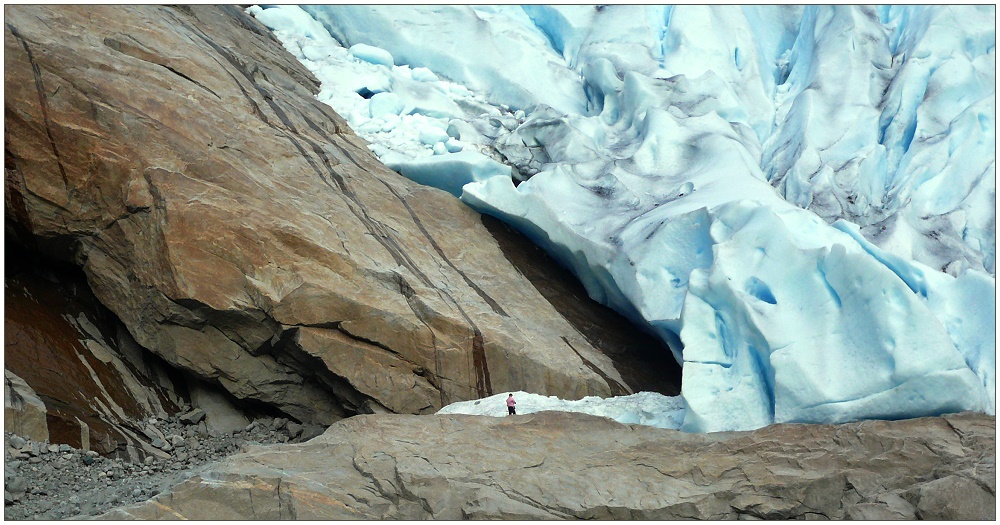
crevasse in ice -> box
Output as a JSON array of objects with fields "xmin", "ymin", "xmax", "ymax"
[{"xmin": 248, "ymin": 5, "xmax": 995, "ymax": 432}]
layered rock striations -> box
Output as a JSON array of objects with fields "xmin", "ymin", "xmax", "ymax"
[
  {"xmin": 101, "ymin": 411, "xmax": 995, "ymax": 520},
  {"xmin": 4, "ymin": 4, "xmax": 660, "ymax": 437}
]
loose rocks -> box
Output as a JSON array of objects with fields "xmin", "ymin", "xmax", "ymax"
[{"xmin": 3, "ymin": 412, "xmax": 315, "ymax": 520}]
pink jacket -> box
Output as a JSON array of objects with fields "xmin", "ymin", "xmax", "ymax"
[{"xmin": 506, "ymin": 397, "xmax": 516, "ymax": 407}]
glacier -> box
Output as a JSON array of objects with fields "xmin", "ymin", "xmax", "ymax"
[{"xmin": 249, "ymin": 5, "xmax": 995, "ymax": 432}]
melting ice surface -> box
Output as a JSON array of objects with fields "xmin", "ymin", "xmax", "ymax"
[{"xmin": 249, "ymin": 5, "xmax": 996, "ymax": 432}]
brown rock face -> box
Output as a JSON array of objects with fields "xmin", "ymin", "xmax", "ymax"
[
  {"xmin": 100, "ymin": 411, "xmax": 996, "ymax": 520},
  {"xmin": 4, "ymin": 5, "xmax": 648, "ymax": 425}
]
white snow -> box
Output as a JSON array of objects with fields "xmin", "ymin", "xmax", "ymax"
[
  {"xmin": 249, "ymin": 5, "xmax": 996, "ymax": 433},
  {"xmin": 437, "ymin": 391, "xmax": 686, "ymax": 430}
]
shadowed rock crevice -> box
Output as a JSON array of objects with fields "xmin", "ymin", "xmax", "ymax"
[
  {"xmin": 481, "ymin": 215, "xmax": 682, "ymax": 395},
  {"xmin": 5, "ymin": 237, "xmax": 183, "ymax": 457}
]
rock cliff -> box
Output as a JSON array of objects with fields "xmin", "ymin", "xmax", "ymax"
[
  {"xmin": 4, "ymin": 4, "xmax": 674, "ymax": 444},
  {"xmin": 101, "ymin": 411, "xmax": 995, "ymax": 520}
]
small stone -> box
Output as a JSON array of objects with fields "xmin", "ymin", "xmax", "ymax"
[
  {"xmin": 273, "ymin": 417, "xmax": 288, "ymax": 430},
  {"xmin": 151, "ymin": 437, "xmax": 166, "ymax": 449},
  {"xmin": 144, "ymin": 425, "xmax": 166, "ymax": 443},
  {"xmin": 47, "ymin": 444, "xmax": 60, "ymax": 454},
  {"xmin": 7, "ymin": 476, "xmax": 27, "ymax": 494},
  {"xmin": 287, "ymin": 422, "xmax": 303, "ymax": 438},
  {"xmin": 169, "ymin": 434, "xmax": 185, "ymax": 447},
  {"xmin": 178, "ymin": 409, "xmax": 206, "ymax": 425},
  {"xmin": 81, "ymin": 455, "xmax": 95, "ymax": 466},
  {"xmin": 8, "ymin": 436, "xmax": 26, "ymax": 449},
  {"xmin": 86, "ymin": 451, "xmax": 99, "ymax": 457},
  {"xmin": 28, "ymin": 457, "xmax": 41, "ymax": 464},
  {"xmin": 144, "ymin": 456, "xmax": 155, "ymax": 466},
  {"xmin": 58, "ymin": 444, "xmax": 72, "ymax": 452}
]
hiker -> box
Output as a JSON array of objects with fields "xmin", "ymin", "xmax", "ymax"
[{"xmin": 506, "ymin": 393, "xmax": 516, "ymax": 415}]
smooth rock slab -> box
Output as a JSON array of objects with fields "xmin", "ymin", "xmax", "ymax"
[{"xmin": 100, "ymin": 411, "xmax": 994, "ymax": 520}]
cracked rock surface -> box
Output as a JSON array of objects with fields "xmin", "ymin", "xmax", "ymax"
[{"xmin": 100, "ymin": 411, "xmax": 994, "ymax": 520}]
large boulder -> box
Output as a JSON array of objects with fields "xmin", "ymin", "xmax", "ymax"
[
  {"xmin": 4, "ymin": 370, "xmax": 48, "ymax": 443},
  {"xmin": 100, "ymin": 411, "xmax": 995, "ymax": 520},
  {"xmin": 4, "ymin": 5, "xmax": 641, "ymax": 425}
]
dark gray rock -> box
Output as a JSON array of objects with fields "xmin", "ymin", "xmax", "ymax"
[
  {"xmin": 7, "ymin": 476, "xmax": 28, "ymax": 494},
  {"xmin": 8, "ymin": 436, "xmax": 27, "ymax": 449},
  {"xmin": 299, "ymin": 424, "xmax": 326, "ymax": 442}
]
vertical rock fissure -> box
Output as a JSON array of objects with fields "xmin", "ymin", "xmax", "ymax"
[{"xmin": 471, "ymin": 329, "xmax": 493, "ymax": 398}]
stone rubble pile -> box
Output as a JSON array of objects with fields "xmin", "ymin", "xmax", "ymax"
[{"xmin": 3, "ymin": 411, "xmax": 325, "ymax": 520}]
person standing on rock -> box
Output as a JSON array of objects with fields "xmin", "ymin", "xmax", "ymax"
[{"xmin": 506, "ymin": 394, "xmax": 516, "ymax": 415}]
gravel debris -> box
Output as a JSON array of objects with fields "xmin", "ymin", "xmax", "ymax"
[{"xmin": 4, "ymin": 413, "xmax": 321, "ymax": 520}]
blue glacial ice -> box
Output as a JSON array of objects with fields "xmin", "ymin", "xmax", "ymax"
[{"xmin": 249, "ymin": 5, "xmax": 995, "ymax": 432}]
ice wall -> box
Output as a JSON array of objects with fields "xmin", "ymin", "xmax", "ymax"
[{"xmin": 250, "ymin": 5, "xmax": 995, "ymax": 432}]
